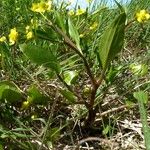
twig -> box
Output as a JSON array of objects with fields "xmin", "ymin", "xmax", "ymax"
[
  {"xmin": 97, "ymin": 103, "xmax": 138, "ymax": 120},
  {"xmin": 75, "ymin": 137, "xmax": 110, "ymax": 150},
  {"xmin": 56, "ymin": 73, "xmax": 89, "ymax": 108}
]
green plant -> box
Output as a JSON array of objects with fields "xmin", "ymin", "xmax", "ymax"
[
  {"xmin": 0, "ymin": 0, "xmax": 150, "ymax": 149},
  {"xmin": 134, "ymin": 91, "xmax": 150, "ymax": 150},
  {"xmin": 19, "ymin": 1, "xmax": 127, "ymax": 128}
]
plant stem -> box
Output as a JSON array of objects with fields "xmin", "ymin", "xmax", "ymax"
[
  {"xmin": 56, "ymin": 73, "xmax": 89, "ymax": 108},
  {"xmin": 47, "ymin": 22, "xmax": 97, "ymax": 89}
]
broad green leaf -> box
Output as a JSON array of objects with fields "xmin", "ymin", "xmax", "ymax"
[
  {"xmin": 64, "ymin": 70, "xmax": 78, "ymax": 85},
  {"xmin": 0, "ymin": 81, "xmax": 23, "ymax": 103},
  {"xmin": 60, "ymin": 89, "xmax": 77, "ymax": 104},
  {"xmin": 99, "ymin": 12, "xmax": 126, "ymax": 69},
  {"xmin": 68, "ymin": 17, "xmax": 82, "ymax": 53},
  {"xmin": 133, "ymin": 91, "xmax": 148, "ymax": 104},
  {"xmin": 20, "ymin": 44, "xmax": 61, "ymax": 73},
  {"xmin": 27, "ymin": 85, "xmax": 49, "ymax": 105},
  {"xmin": 33, "ymin": 28, "xmax": 59, "ymax": 42}
]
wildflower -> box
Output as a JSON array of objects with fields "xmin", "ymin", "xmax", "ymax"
[
  {"xmin": 0, "ymin": 36, "xmax": 6, "ymax": 42},
  {"xmin": 68, "ymin": 10, "xmax": 75, "ymax": 16},
  {"xmin": 136, "ymin": 10, "xmax": 150, "ymax": 23},
  {"xmin": 21, "ymin": 101, "xmax": 30, "ymax": 109},
  {"xmin": 9, "ymin": 28, "xmax": 18, "ymax": 45},
  {"xmin": 79, "ymin": 33, "xmax": 85, "ymax": 38},
  {"xmin": 30, "ymin": 19, "xmax": 38, "ymax": 28},
  {"xmin": 30, "ymin": 19, "xmax": 34, "ymax": 24},
  {"xmin": 25, "ymin": 25, "xmax": 33, "ymax": 40},
  {"xmin": 26, "ymin": 31, "xmax": 33, "ymax": 40},
  {"xmin": 76, "ymin": 9, "xmax": 86, "ymax": 16},
  {"xmin": 31, "ymin": 1, "xmax": 52, "ymax": 13},
  {"xmin": 89, "ymin": 22, "xmax": 98, "ymax": 30},
  {"xmin": 26, "ymin": 25, "xmax": 30, "ymax": 31},
  {"xmin": 31, "ymin": 114, "xmax": 37, "ymax": 119}
]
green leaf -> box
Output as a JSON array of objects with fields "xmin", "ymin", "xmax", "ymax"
[
  {"xmin": 106, "ymin": 66, "xmax": 122, "ymax": 83},
  {"xmin": 47, "ymin": 127, "xmax": 60, "ymax": 142},
  {"xmin": 114, "ymin": 0, "xmax": 125, "ymax": 12},
  {"xmin": 27, "ymin": 85, "xmax": 50, "ymax": 105},
  {"xmin": 102, "ymin": 125, "xmax": 111, "ymax": 135},
  {"xmin": 99, "ymin": 12, "xmax": 126, "ymax": 69},
  {"xmin": 0, "ymin": 144, "xmax": 4, "ymax": 150},
  {"xmin": 130, "ymin": 63, "xmax": 148, "ymax": 76},
  {"xmin": 54, "ymin": 11, "xmax": 66, "ymax": 32},
  {"xmin": 68, "ymin": 17, "xmax": 82, "ymax": 53},
  {"xmin": 20, "ymin": 44, "xmax": 61, "ymax": 73},
  {"xmin": 134, "ymin": 91, "xmax": 150, "ymax": 150},
  {"xmin": 125, "ymin": 100, "xmax": 135, "ymax": 108},
  {"xmin": 0, "ymin": 43, "xmax": 11, "ymax": 57},
  {"xmin": 133, "ymin": 91, "xmax": 148, "ymax": 104},
  {"xmin": 64, "ymin": 70, "xmax": 78, "ymax": 85},
  {"xmin": 60, "ymin": 89, "xmax": 77, "ymax": 104},
  {"xmin": 33, "ymin": 28, "xmax": 59, "ymax": 42},
  {"xmin": 0, "ymin": 81, "xmax": 23, "ymax": 103}
]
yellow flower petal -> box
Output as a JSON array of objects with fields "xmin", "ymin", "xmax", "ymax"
[
  {"xmin": 26, "ymin": 25, "xmax": 30, "ymax": 31},
  {"xmin": 31, "ymin": 1, "xmax": 52, "ymax": 13},
  {"xmin": 0, "ymin": 36, "xmax": 6, "ymax": 42},
  {"xmin": 9, "ymin": 28, "xmax": 18, "ymax": 45},
  {"xmin": 136, "ymin": 9, "xmax": 150, "ymax": 23},
  {"xmin": 76, "ymin": 9, "xmax": 86, "ymax": 16},
  {"xmin": 89, "ymin": 22, "xmax": 98, "ymax": 30},
  {"xmin": 26, "ymin": 31, "xmax": 33, "ymax": 40},
  {"xmin": 79, "ymin": 33, "xmax": 84, "ymax": 38},
  {"xmin": 145, "ymin": 13, "xmax": 150, "ymax": 20},
  {"xmin": 68, "ymin": 10, "xmax": 75, "ymax": 16}
]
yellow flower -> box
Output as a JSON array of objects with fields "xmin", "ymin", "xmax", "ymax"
[
  {"xmin": 79, "ymin": 33, "xmax": 85, "ymax": 38},
  {"xmin": 76, "ymin": 9, "xmax": 86, "ymax": 16},
  {"xmin": 68, "ymin": 10, "xmax": 75, "ymax": 16},
  {"xmin": 26, "ymin": 25, "xmax": 30, "ymax": 31},
  {"xmin": 30, "ymin": 19, "xmax": 38, "ymax": 28},
  {"xmin": 0, "ymin": 36, "xmax": 6, "ymax": 42},
  {"xmin": 9, "ymin": 28, "xmax": 18, "ymax": 45},
  {"xmin": 31, "ymin": 114, "xmax": 37, "ymax": 119},
  {"xmin": 136, "ymin": 10, "xmax": 150, "ymax": 23},
  {"xmin": 89, "ymin": 22, "xmax": 98, "ymax": 30},
  {"xmin": 26, "ymin": 31, "xmax": 33, "ymax": 40},
  {"xmin": 21, "ymin": 101, "xmax": 30, "ymax": 109},
  {"xmin": 31, "ymin": 1, "xmax": 52, "ymax": 13}
]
